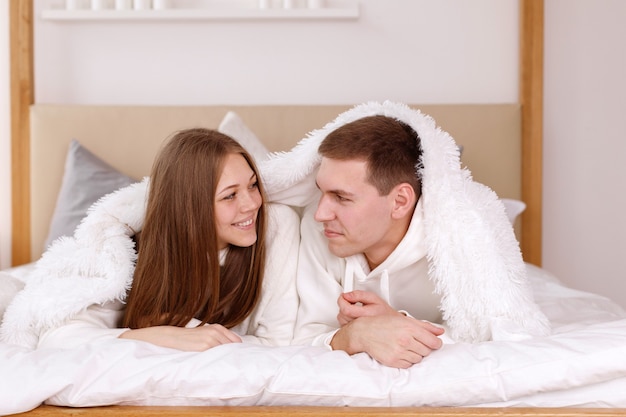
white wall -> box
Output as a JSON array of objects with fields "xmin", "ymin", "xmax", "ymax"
[
  {"xmin": 34, "ymin": 0, "xmax": 519, "ymax": 104},
  {"xmin": 0, "ymin": 2, "xmax": 11, "ymax": 270},
  {"xmin": 544, "ymin": 0, "xmax": 626, "ymax": 307}
]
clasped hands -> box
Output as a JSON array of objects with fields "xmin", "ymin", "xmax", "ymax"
[{"xmin": 331, "ymin": 290, "xmax": 444, "ymax": 369}]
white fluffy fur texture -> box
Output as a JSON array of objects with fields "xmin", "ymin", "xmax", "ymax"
[
  {"xmin": 260, "ymin": 101, "xmax": 550, "ymax": 342},
  {"xmin": 0, "ymin": 180, "xmax": 148, "ymax": 348},
  {"xmin": 0, "ymin": 273, "xmax": 25, "ymax": 319}
]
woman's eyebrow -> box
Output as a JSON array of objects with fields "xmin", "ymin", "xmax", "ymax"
[{"xmin": 218, "ymin": 173, "xmax": 256, "ymax": 195}]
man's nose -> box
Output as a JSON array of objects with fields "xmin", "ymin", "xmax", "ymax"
[{"xmin": 314, "ymin": 196, "xmax": 332, "ymax": 222}]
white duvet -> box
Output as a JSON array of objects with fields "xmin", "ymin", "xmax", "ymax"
[{"xmin": 1, "ymin": 263, "xmax": 626, "ymax": 415}]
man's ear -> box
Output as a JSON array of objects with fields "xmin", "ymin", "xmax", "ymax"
[{"xmin": 390, "ymin": 183, "xmax": 417, "ymax": 219}]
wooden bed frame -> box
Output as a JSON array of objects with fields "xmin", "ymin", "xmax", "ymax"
[
  {"xmin": 17, "ymin": 406, "xmax": 626, "ymax": 417},
  {"xmin": 12, "ymin": 0, "xmax": 626, "ymax": 416}
]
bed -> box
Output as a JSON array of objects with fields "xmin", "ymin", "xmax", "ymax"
[
  {"xmin": 5, "ymin": 1, "xmax": 626, "ymax": 416},
  {"xmin": 2, "ymin": 103, "xmax": 626, "ymax": 417}
]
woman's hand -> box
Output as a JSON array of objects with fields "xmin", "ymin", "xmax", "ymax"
[{"xmin": 119, "ymin": 324, "xmax": 242, "ymax": 351}]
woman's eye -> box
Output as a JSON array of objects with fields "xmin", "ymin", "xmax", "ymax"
[
  {"xmin": 249, "ymin": 181, "xmax": 259, "ymax": 190},
  {"xmin": 223, "ymin": 193, "xmax": 236, "ymax": 201}
]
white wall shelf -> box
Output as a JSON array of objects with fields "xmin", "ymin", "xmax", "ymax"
[{"xmin": 41, "ymin": 6, "xmax": 360, "ymax": 21}]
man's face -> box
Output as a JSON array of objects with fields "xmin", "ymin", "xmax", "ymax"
[{"xmin": 314, "ymin": 157, "xmax": 397, "ymax": 267}]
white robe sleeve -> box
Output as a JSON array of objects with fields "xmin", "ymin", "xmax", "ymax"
[
  {"xmin": 292, "ymin": 204, "xmax": 346, "ymax": 348},
  {"xmin": 236, "ymin": 203, "xmax": 300, "ymax": 346},
  {"xmin": 37, "ymin": 301, "xmax": 129, "ymax": 350}
]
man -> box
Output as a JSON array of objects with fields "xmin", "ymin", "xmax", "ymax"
[
  {"xmin": 293, "ymin": 115, "xmax": 445, "ymax": 369},
  {"xmin": 261, "ymin": 101, "xmax": 549, "ymax": 369}
]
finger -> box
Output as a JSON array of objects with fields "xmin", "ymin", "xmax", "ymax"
[
  {"xmin": 202, "ymin": 327, "xmax": 231, "ymax": 346},
  {"xmin": 221, "ymin": 327, "xmax": 243, "ymax": 344},
  {"xmin": 410, "ymin": 329, "xmax": 443, "ymax": 351},
  {"xmin": 408, "ymin": 341, "xmax": 435, "ymax": 358},
  {"xmin": 337, "ymin": 313, "xmax": 350, "ymax": 326},
  {"xmin": 225, "ymin": 330, "xmax": 242, "ymax": 343},
  {"xmin": 418, "ymin": 320, "xmax": 445, "ymax": 336},
  {"xmin": 387, "ymin": 358, "xmax": 416, "ymax": 369},
  {"xmin": 339, "ymin": 299, "xmax": 369, "ymax": 319},
  {"xmin": 401, "ymin": 350, "xmax": 424, "ymax": 366},
  {"xmin": 338, "ymin": 294, "xmax": 369, "ymax": 317},
  {"xmin": 342, "ymin": 290, "xmax": 384, "ymax": 305},
  {"xmin": 336, "ymin": 307, "xmax": 350, "ymax": 325},
  {"xmin": 337, "ymin": 297, "xmax": 354, "ymax": 324},
  {"xmin": 337, "ymin": 294, "xmax": 352, "ymax": 309},
  {"xmin": 378, "ymin": 351, "xmax": 423, "ymax": 369},
  {"xmin": 407, "ymin": 318, "xmax": 445, "ymax": 337},
  {"xmin": 207, "ymin": 324, "xmax": 242, "ymax": 344}
]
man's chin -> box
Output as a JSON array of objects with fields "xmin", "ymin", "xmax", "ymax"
[{"xmin": 327, "ymin": 243, "xmax": 353, "ymax": 259}]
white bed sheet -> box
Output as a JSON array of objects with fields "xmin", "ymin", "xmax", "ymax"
[{"xmin": 1, "ymin": 264, "xmax": 626, "ymax": 415}]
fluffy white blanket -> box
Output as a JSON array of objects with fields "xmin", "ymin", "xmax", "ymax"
[
  {"xmin": 260, "ymin": 101, "xmax": 549, "ymax": 342},
  {"xmin": 2, "ymin": 101, "xmax": 548, "ymax": 348},
  {"xmin": 1, "ymin": 180, "xmax": 146, "ymax": 348}
]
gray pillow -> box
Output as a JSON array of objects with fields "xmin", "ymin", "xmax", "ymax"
[{"xmin": 44, "ymin": 140, "xmax": 136, "ymax": 250}]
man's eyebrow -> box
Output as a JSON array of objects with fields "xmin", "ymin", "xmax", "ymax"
[
  {"xmin": 315, "ymin": 181, "xmax": 355, "ymax": 197},
  {"xmin": 333, "ymin": 189, "xmax": 354, "ymax": 195}
]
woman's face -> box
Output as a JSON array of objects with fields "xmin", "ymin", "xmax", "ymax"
[{"xmin": 214, "ymin": 153, "xmax": 262, "ymax": 250}]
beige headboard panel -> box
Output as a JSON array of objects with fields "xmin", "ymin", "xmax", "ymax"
[{"xmin": 29, "ymin": 103, "xmax": 520, "ymax": 261}]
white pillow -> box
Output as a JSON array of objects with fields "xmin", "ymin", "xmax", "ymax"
[
  {"xmin": 44, "ymin": 140, "xmax": 136, "ymax": 250},
  {"xmin": 501, "ymin": 198, "xmax": 526, "ymax": 225},
  {"xmin": 218, "ymin": 111, "xmax": 270, "ymax": 163}
]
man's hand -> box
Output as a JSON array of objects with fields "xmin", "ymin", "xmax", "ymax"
[
  {"xmin": 337, "ymin": 290, "xmax": 399, "ymax": 325},
  {"xmin": 330, "ymin": 314, "xmax": 444, "ymax": 369},
  {"xmin": 119, "ymin": 324, "xmax": 242, "ymax": 351}
]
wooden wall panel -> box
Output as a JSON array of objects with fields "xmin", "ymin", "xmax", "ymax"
[
  {"xmin": 9, "ymin": 0, "xmax": 34, "ymax": 266},
  {"xmin": 520, "ymin": 0, "xmax": 544, "ymax": 265}
]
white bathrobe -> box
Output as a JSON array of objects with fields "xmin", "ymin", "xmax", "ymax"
[
  {"xmin": 0, "ymin": 179, "xmax": 301, "ymax": 349},
  {"xmin": 259, "ymin": 101, "xmax": 551, "ymax": 343},
  {"xmin": 293, "ymin": 198, "xmax": 442, "ymax": 347}
]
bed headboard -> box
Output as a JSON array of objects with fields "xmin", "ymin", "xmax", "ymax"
[{"xmin": 29, "ymin": 103, "xmax": 521, "ymax": 261}]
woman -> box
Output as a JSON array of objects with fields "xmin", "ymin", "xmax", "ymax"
[
  {"xmin": 2, "ymin": 128, "xmax": 299, "ymax": 350},
  {"xmin": 119, "ymin": 128, "xmax": 298, "ymax": 350}
]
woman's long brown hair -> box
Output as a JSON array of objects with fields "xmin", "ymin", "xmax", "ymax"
[{"xmin": 122, "ymin": 128, "xmax": 267, "ymax": 329}]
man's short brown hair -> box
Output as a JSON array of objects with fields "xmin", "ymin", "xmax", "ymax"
[{"xmin": 318, "ymin": 115, "xmax": 422, "ymax": 198}]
